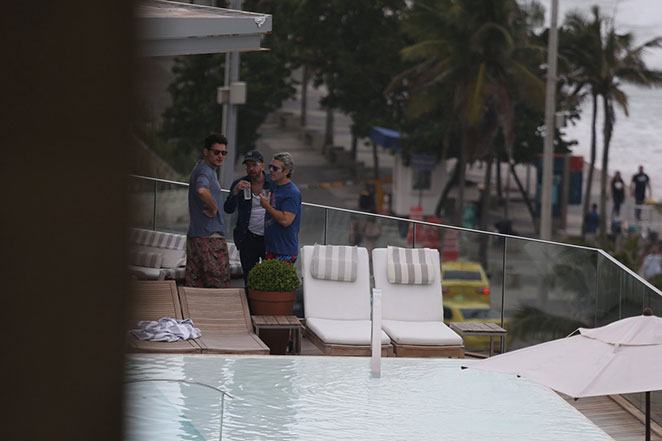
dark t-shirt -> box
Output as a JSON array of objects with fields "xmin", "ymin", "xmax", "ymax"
[
  {"xmin": 611, "ymin": 178, "xmax": 625, "ymax": 201},
  {"xmin": 187, "ymin": 161, "xmax": 226, "ymax": 237},
  {"xmin": 632, "ymin": 172, "xmax": 650, "ymax": 201},
  {"xmin": 264, "ymin": 181, "xmax": 302, "ymax": 255}
]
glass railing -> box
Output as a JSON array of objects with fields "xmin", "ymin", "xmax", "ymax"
[{"xmin": 129, "ymin": 174, "xmax": 662, "ymax": 423}]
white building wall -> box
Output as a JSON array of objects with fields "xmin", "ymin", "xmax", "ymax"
[{"xmin": 392, "ymin": 155, "xmax": 448, "ymax": 217}]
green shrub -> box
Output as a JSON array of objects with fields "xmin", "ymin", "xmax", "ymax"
[{"xmin": 246, "ymin": 259, "xmax": 301, "ymax": 292}]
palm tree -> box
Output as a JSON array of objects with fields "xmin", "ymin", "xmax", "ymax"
[
  {"xmin": 390, "ymin": 0, "xmax": 544, "ymax": 226},
  {"xmin": 560, "ymin": 7, "xmax": 605, "ymax": 240},
  {"xmin": 562, "ymin": 6, "xmax": 662, "ymax": 242}
]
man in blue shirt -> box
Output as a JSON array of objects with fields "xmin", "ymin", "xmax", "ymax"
[
  {"xmin": 224, "ymin": 150, "xmax": 274, "ymax": 281},
  {"xmin": 631, "ymin": 165, "xmax": 652, "ymax": 221},
  {"xmin": 259, "ymin": 152, "xmax": 302, "ymax": 264},
  {"xmin": 185, "ymin": 133, "xmax": 231, "ymax": 288}
]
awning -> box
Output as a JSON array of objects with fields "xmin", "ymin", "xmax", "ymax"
[
  {"xmin": 137, "ymin": 0, "xmax": 272, "ymax": 57},
  {"xmin": 370, "ymin": 126, "xmax": 403, "ymax": 150}
]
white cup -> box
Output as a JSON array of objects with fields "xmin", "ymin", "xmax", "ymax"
[{"xmin": 243, "ymin": 187, "xmax": 251, "ymax": 200}]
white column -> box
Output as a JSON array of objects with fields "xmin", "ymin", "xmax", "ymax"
[{"xmin": 371, "ymin": 288, "xmax": 382, "ymax": 378}]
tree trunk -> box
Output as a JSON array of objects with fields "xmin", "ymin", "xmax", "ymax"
[
  {"xmin": 454, "ymin": 132, "xmax": 467, "ymax": 226},
  {"xmin": 435, "ymin": 161, "xmax": 459, "ymax": 217},
  {"xmin": 351, "ymin": 132, "xmax": 357, "ymax": 161},
  {"xmin": 371, "ymin": 141, "xmax": 379, "ymax": 180},
  {"xmin": 478, "ymin": 157, "xmax": 493, "ymax": 269},
  {"xmin": 510, "ymin": 160, "xmax": 538, "ymax": 232},
  {"xmin": 581, "ymin": 93, "xmax": 598, "ymax": 240},
  {"xmin": 599, "ymin": 95, "xmax": 613, "ymax": 243},
  {"xmin": 300, "ymin": 64, "xmax": 309, "ymax": 127},
  {"xmin": 495, "ymin": 160, "xmax": 503, "ymax": 203},
  {"xmin": 324, "ymin": 106, "xmax": 334, "ymax": 148}
]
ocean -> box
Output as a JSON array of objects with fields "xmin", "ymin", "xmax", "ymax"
[{"xmin": 540, "ymin": 0, "xmax": 662, "ymax": 198}]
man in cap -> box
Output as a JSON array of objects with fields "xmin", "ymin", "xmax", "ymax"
[
  {"xmin": 185, "ymin": 133, "xmax": 231, "ymax": 288},
  {"xmin": 224, "ymin": 150, "xmax": 274, "ymax": 281}
]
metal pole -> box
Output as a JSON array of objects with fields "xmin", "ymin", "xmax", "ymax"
[
  {"xmin": 500, "ymin": 237, "xmax": 507, "ymax": 353},
  {"xmin": 540, "ymin": 0, "xmax": 559, "ymax": 240},
  {"xmin": 646, "ymin": 391, "xmax": 651, "ymax": 441},
  {"xmin": 220, "ymin": 0, "xmax": 243, "ymax": 191}
]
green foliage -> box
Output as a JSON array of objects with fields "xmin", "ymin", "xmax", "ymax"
[
  {"xmin": 293, "ymin": 0, "xmax": 409, "ymax": 138},
  {"xmin": 246, "ymin": 259, "xmax": 301, "ymax": 292},
  {"xmin": 510, "ymin": 305, "xmax": 588, "ymax": 342},
  {"xmin": 158, "ymin": 0, "xmax": 297, "ymax": 174}
]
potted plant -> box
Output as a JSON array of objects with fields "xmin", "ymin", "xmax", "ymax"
[{"xmin": 246, "ymin": 259, "xmax": 301, "ymax": 354}]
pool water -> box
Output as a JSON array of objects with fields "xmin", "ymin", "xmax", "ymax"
[{"xmin": 124, "ymin": 355, "xmax": 612, "ymax": 441}]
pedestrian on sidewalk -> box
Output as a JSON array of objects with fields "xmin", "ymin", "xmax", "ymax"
[
  {"xmin": 185, "ymin": 133, "xmax": 231, "ymax": 288},
  {"xmin": 261, "ymin": 152, "xmax": 302, "ymax": 264},
  {"xmin": 631, "ymin": 165, "xmax": 652, "ymax": 221},
  {"xmin": 584, "ymin": 203, "xmax": 599, "ymax": 241},
  {"xmin": 610, "ymin": 171, "xmax": 626, "ymax": 217},
  {"xmin": 224, "ymin": 150, "xmax": 274, "ymax": 283}
]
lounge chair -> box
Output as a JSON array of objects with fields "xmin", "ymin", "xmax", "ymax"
[
  {"xmin": 178, "ymin": 287, "xmax": 269, "ymax": 355},
  {"xmin": 372, "ymin": 247, "xmax": 464, "ymax": 358},
  {"xmin": 127, "ymin": 280, "xmax": 202, "ymax": 353},
  {"xmin": 302, "ymin": 244, "xmax": 392, "ymax": 356}
]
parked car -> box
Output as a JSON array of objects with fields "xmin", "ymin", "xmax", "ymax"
[
  {"xmin": 441, "ymin": 260, "xmax": 490, "ymax": 304},
  {"xmin": 443, "ymin": 301, "xmax": 510, "ymax": 352}
]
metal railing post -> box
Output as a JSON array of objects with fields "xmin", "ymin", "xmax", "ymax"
[
  {"xmin": 152, "ymin": 180, "xmax": 158, "ymax": 231},
  {"xmin": 323, "ymin": 208, "xmax": 328, "ymax": 245}
]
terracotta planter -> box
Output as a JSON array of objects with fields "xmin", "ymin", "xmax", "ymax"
[{"xmin": 247, "ymin": 289, "xmax": 296, "ymax": 355}]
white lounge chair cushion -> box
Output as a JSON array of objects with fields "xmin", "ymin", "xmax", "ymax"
[
  {"xmin": 130, "ymin": 228, "xmax": 186, "ymax": 268},
  {"xmin": 386, "ymin": 246, "xmax": 435, "ymax": 285},
  {"xmin": 128, "ymin": 265, "xmax": 166, "ymax": 281},
  {"xmin": 373, "ymin": 248, "xmax": 444, "ymax": 322},
  {"xmin": 302, "ymin": 246, "xmax": 372, "ymax": 320},
  {"xmin": 306, "ymin": 318, "xmax": 391, "ymax": 345},
  {"xmin": 129, "ymin": 251, "xmax": 163, "ymax": 269},
  {"xmin": 382, "ymin": 320, "xmax": 462, "ymax": 346},
  {"xmin": 310, "ymin": 244, "xmax": 358, "ymax": 282}
]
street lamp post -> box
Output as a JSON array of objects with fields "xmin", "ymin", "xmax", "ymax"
[{"xmin": 540, "ymin": 0, "xmax": 560, "ymax": 240}]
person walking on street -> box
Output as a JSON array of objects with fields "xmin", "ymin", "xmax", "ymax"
[
  {"xmin": 631, "ymin": 165, "xmax": 652, "ymax": 221},
  {"xmin": 610, "ymin": 171, "xmax": 625, "ymax": 217},
  {"xmin": 185, "ymin": 133, "xmax": 231, "ymax": 288},
  {"xmin": 224, "ymin": 150, "xmax": 274, "ymax": 282},
  {"xmin": 584, "ymin": 203, "xmax": 599, "ymax": 241},
  {"xmin": 260, "ymin": 152, "xmax": 302, "ymax": 264}
]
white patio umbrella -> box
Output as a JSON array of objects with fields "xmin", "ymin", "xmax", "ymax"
[{"xmin": 465, "ymin": 312, "xmax": 662, "ymax": 440}]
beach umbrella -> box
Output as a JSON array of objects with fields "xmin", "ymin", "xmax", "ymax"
[{"xmin": 465, "ymin": 311, "xmax": 662, "ymax": 441}]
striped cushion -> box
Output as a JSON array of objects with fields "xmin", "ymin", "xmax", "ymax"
[
  {"xmin": 130, "ymin": 228, "xmax": 186, "ymax": 250},
  {"xmin": 129, "ymin": 251, "xmax": 164, "ymax": 269},
  {"xmin": 386, "ymin": 246, "xmax": 435, "ymax": 285},
  {"xmin": 310, "ymin": 244, "xmax": 358, "ymax": 282}
]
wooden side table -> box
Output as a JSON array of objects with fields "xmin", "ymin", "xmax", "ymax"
[
  {"xmin": 252, "ymin": 315, "xmax": 303, "ymax": 355},
  {"xmin": 450, "ymin": 322, "xmax": 507, "ymax": 356}
]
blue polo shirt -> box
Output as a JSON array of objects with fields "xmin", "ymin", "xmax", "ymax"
[
  {"xmin": 187, "ymin": 160, "xmax": 226, "ymax": 238},
  {"xmin": 264, "ymin": 181, "xmax": 302, "ymax": 255}
]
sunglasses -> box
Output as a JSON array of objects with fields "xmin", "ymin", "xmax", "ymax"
[
  {"xmin": 269, "ymin": 164, "xmax": 283, "ymax": 172},
  {"xmin": 210, "ymin": 149, "xmax": 228, "ymax": 156}
]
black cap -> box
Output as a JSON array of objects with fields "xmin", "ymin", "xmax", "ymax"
[{"xmin": 242, "ymin": 150, "xmax": 263, "ymax": 164}]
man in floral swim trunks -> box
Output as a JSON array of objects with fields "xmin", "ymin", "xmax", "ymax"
[{"xmin": 185, "ymin": 133, "xmax": 231, "ymax": 287}]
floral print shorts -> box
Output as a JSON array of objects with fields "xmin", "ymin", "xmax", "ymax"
[{"xmin": 185, "ymin": 236, "xmax": 231, "ymax": 288}]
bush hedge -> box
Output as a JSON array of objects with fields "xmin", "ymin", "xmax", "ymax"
[{"xmin": 246, "ymin": 259, "xmax": 301, "ymax": 292}]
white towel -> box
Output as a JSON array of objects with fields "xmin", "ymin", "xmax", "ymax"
[{"xmin": 130, "ymin": 317, "xmax": 201, "ymax": 342}]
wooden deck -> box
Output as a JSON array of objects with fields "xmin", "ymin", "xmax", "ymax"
[
  {"xmin": 300, "ymin": 334, "xmax": 661, "ymax": 440},
  {"xmin": 562, "ymin": 394, "xmax": 662, "ymax": 441}
]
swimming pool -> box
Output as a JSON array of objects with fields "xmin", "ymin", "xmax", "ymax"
[{"xmin": 124, "ymin": 355, "xmax": 612, "ymax": 441}]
